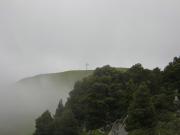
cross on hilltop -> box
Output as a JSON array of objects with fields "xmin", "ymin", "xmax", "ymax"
[{"xmin": 85, "ymin": 63, "xmax": 89, "ymax": 71}]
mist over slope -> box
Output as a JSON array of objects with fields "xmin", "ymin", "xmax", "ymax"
[
  {"xmin": 18, "ymin": 70, "xmax": 93, "ymax": 102},
  {"xmin": 1, "ymin": 70, "xmax": 93, "ymax": 135}
]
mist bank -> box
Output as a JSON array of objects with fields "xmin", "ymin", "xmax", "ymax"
[{"xmin": 0, "ymin": 70, "xmax": 93, "ymax": 135}]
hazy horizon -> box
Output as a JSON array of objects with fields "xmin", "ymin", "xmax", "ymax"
[{"xmin": 0, "ymin": 0, "xmax": 180, "ymax": 83}]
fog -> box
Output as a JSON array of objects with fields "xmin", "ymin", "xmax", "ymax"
[
  {"xmin": 0, "ymin": 0, "xmax": 180, "ymax": 135},
  {"xmin": 0, "ymin": 79, "xmax": 71, "ymax": 135},
  {"xmin": 0, "ymin": 0, "xmax": 180, "ymax": 82}
]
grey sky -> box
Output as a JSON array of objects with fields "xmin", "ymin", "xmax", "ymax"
[{"xmin": 0, "ymin": 0, "xmax": 180, "ymax": 82}]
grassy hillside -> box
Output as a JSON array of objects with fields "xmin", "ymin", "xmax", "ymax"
[{"xmin": 19, "ymin": 70, "xmax": 94, "ymax": 101}]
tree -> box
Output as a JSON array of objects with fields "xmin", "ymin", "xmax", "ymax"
[
  {"xmin": 68, "ymin": 66, "xmax": 130, "ymax": 131},
  {"xmin": 163, "ymin": 56, "xmax": 180, "ymax": 98},
  {"xmin": 54, "ymin": 109, "xmax": 79, "ymax": 135},
  {"xmin": 34, "ymin": 110, "xmax": 53, "ymax": 135},
  {"xmin": 126, "ymin": 83, "xmax": 157, "ymax": 134},
  {"xmin": 55, "ymin": 99, "xmax": 64, "ymax": 118},
  {"xmin": 127, "ymin": 64, "xmax": 144, "ymax": 85}
]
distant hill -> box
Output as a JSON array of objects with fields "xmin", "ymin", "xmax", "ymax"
[{"xmin": 18, "ymin": 70, "xmax": 93, "ymax": 101}]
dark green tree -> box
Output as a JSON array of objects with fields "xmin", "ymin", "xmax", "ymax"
[
  {"xmin": 163, "ymin": 56, "xmax": 180, "ymax": 98},
  {"xmin": 68, "ymin": 65, "xmax": 130, "ymax": 131},
  {"xmin": 55, "ymin": 99, "xmax": 64, "ymax": 118},
  {"xmin": 54, "ymin": 109, "xmax": 79, "ymax": 135},
  {"xmin": 127, "ymin": 64, "xmax": 145, "ymax": 85},
  {"xmin": 34, "ymin": 110, "xmax": 53, "ymax": 135},
  {"xmin": 126, "ymin": 83, "xmax": 157, "ymax": 134}
]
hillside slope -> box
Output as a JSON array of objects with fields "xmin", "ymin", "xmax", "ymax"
[{"xmin": 18, "ymin": 70, "xmax": 93, "ymax": 101}]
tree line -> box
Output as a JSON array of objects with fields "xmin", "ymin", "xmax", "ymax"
[{"xmin": 33, "ymin": 56, "xmax": 180, "ymax": 135}]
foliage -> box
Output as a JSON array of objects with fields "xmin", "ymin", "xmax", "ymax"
[
  {"xmin": 53, "ymin": 109, "xmax": 79, "ymax": 135},
  {"xmin": 55, "ymin": 99, "xmax": 64, "ymax": 118},
  {"xmin": 68, "ymin": 65, "xmax": 131, "ymax": 130},
  {"xmin": 163, "ymin": 56, "xmax": 180, "ymax": 97},
  {"xmin": 34, "ymin": 56, "xmax": 180, "ymax": 135},
  {"xmin": 33, "ymin": 110, "xmax": 53, "ymax": 135},
  {"xmin": 125, "ymin": 83, "xmax": 157, "ymax": 132},
  {"xmin": 156, "ymin": 114, "xmax": 180, "ymax": 135}
]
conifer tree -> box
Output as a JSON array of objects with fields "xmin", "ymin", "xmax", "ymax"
[
  {"xmin": 34, "ymin": 110, "xmax": 53, "ymax": 135},
  {"xmin": 55, "ymin": 99, "xmax": 64, "ymax": 118},
  {"xmin": 54, "ymin": 109, "xmax": 79, "ymax": 135}
]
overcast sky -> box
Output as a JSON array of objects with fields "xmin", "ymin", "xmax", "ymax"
[{"xmin": 0, "ymin": 0, "xmax": 180, "ymax": 82}]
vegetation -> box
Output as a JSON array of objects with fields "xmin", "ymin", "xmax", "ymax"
[
  {"xmin": 34, "ymin": 56, "xmax": 180, "ymax": 135},
  {"xmin": 33, "ymin": 111, "xmax": 53, "ymax": 135},
  {"xmin": 126, "ymin": 83, "xmax": 157, "ymax": 134}
]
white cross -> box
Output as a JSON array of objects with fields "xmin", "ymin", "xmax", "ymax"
[{"xmin": 85, "ymin": 63, "xmax": 89, "ymax": 71}]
